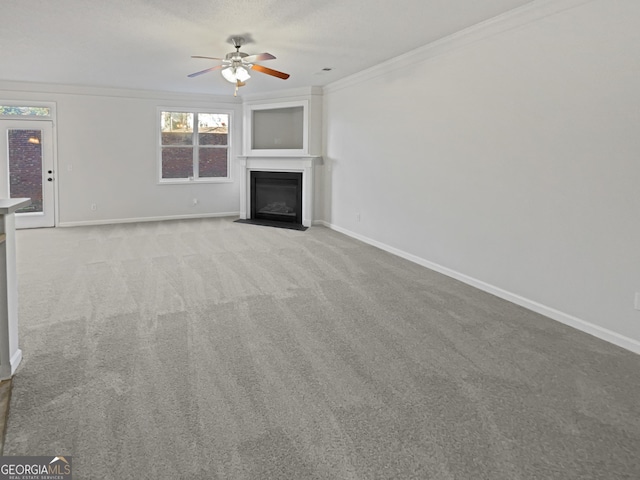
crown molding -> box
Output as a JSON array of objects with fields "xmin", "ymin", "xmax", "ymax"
[
  {"xmin": 0, "ymin": 79, "xmax": 241, "ymax": 104},
  {"xmin": 323, "ymin": 0, "xmax": 595, "ymax": 94},
  {"xmin": 241, "ymin": 86, "xmax": 323, "ymax": 103}
]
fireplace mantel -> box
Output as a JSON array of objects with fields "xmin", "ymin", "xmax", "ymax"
[{"xmin": 237, "ymin": 156, "xmax": 322, "ymax": 227}]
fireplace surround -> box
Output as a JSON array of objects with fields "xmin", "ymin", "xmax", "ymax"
[{"xmin": 238, "ymin": 156, "xmax": 321, "ymax": 227}]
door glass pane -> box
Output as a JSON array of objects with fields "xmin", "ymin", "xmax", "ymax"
[
  {"xmin": 8, "ymin": 129, "xmax": 43, "ymax": 213},
  {"xmin": 0, "ymin": 106, "xmax": 51, "ymax": 117}
]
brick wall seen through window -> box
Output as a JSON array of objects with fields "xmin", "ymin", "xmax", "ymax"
[{"xmin": 160, "ymin": 111, "xmax": 230, "ymax": 182}]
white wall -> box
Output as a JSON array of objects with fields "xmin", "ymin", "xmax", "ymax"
[
  {"xmin": 0, "ymin": 83, "xmax": 242, "ymax": 225},
  {"xmin": 321, "ymin": 0, "xmax": 640, "ymax": 348}
]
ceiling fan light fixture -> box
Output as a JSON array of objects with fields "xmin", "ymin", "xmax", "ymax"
[
  {"xmin": 221, "ymin": 66, "xmax": 237, "ymax": 83},
  {"xmin": 221, "ymin": 65, "xmax": 251, "ymax": 84},
  {"xmin": 235, "ymin": 66, "xmax": 251, "ymax": 82}
]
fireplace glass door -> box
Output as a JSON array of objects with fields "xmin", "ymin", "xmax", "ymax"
[{"xmin": 251, "ymin": 171, "xmax": 302, "ymax": 225}]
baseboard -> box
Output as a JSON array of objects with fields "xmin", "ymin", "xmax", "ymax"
[
  {"xmin": 9, "ymin": 350, "xmax": 22, "ymax": 377},
  {"xmin": 0, "ymin": 349, "xmax": 22, "ymax": 382},
  {"xmin": 58, "ymin": 212, "xmax": 240, "ymax": 228},
  {"xmin": 319, "ymin": 221, "xmax": 640, "ymax": 355}
]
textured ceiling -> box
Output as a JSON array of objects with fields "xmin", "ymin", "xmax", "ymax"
[{"xmin": 0, "ymin": 0, "xmax": 537, "ymax": 97}]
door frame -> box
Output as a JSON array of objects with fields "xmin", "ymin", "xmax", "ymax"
[{"xmin": 0, "ymin": 101, "xmax": 58, "ymax": 228}]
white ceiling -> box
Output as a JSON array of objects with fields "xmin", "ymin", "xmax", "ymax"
[{"xmin": 1, "ymin": 0, "xmax": 537, "ymax": 97}]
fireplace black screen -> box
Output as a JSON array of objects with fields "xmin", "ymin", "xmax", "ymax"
[{"xmin": 251, "ymin": 171, "xmax": 303, "ymax": 225}]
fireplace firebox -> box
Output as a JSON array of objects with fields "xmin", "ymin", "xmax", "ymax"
[{"xmin": 250, "ymin": 171, "xmax": 303, "ymax": 227}]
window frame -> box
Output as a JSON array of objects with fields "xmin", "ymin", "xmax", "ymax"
[{"xmin": 157, "ymin": 107, "xmax": 234, "ymax": 184}]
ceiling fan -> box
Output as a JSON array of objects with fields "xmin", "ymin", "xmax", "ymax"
[{"xmin": 188, "ymin": 37, "xmax": 290, "ymax": 96}]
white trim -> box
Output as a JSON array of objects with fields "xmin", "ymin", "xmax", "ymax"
[
  {"xmin": 241, "ymin": 86, "xmax": 323, "ymax": 102},
  {"xmin": 242, "ymin": 100, "xmax": 309, "ymax": 157},
  {"xmin": 237, "ymin": 156, "xmax": 321, "ymax": 227},
  {"xmin": 157, "ymin": 178, "xmax": 234, "ymax": 185},
  {"xmin": 9, "ymin": 348, "xmax": 22, "ymax": 377},
  {"xmin": 52, "ymin": 118, "xmax": 59, "ymax": 227},
  {"xmin": 157, "ymin": 107, "xmax": 235, "ymax": 184},
  {"xmin": 58, "ymin": 211, "xmax": 239, "ymax": 228},
  {"xmin": 323, "ymin": 0, "xmax": 595, "ymax": 94},
  {"xmin": 318, "ymin": 220, "xmax": 640, "ymax": 356},
  {"xmin": 1, "ymin": 349, "xmax": 23, "ymax": 381},
  {"xmin": 0, "ymin": 209, "xmax": 23, "ymax": 380},
  {"xmin": 0, "ymin": 118, "xmax": 58, "ymax": 228},
  {"xmin": 0, "ymin": 80, "xmax": 241, "ymax": 104},
  {"xmin": 0, "ymin": 102, "xmax": 60, "ymax": 227}
]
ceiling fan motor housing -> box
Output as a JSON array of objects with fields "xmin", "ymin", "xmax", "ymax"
[{"xmin": 225, "ymin": 51, "xmax": 248, "ymax": 61}]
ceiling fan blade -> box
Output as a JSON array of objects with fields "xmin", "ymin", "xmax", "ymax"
[
  {"xmin": 191, "ymin": 56, "xmax": 223, "ymax": 60},
  {"xmin": 243, "ymin": 52, "xmax": 276, "ymax": 63},
  {"xmin": 251, "ymin": 64, "xmax": 290, "ymax": 80},
  {"xmin": 187, "ymin": 65, "xmax": 223, "ymax": 78}
]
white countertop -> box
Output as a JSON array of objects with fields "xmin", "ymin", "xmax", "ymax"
[{"xmin": 0, "ymin": 198, "xmax": 31, "ymax": 214}]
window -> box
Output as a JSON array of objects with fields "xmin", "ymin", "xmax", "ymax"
[
  {"xmin": 159, "ymin": 110, "xmax": 231, "ymax": 182},
  {"xmin": 0, "ymin": 105, "xmax": 52, "ymax": 118}
]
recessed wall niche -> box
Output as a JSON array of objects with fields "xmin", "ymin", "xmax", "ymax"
[
  {"xmin": 243, "ymin": 99, "xmax": 317, "ymax": 157},
  {"xmin": 252, "ymin": 106, "xmax": 304, "ymax": 150}
]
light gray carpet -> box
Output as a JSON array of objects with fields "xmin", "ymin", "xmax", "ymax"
[{"xmin": 6, "ymin": 217, "xmax": 640, "ymax": 479}]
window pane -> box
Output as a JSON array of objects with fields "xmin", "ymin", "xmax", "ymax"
[
  {"xmin": 162, "ymin": 147, "xmax": 193, "ymax": 179},
  {"xmin": 0, "ymin": 106, "xmax": 51, "ymax": 117},
  {"xmin": 199, "ymin": 148, "xmax": 228, "ymax": 177},
  {"xmin": 198, "ymin": 113, "xmax": 228, "ymax": 146},
  {"xmin": 162, "ymin": 132, "xmax": 193, "ymax": 145},
  {"xmin": 199, "ymin": 130, "xmax": 228, "ymax": 146},
  {"xmin": 161, "ymin": 112, "xmax": 193, "ymax": 145},
  {"xmin": 8, "ymin": 129, "xmax": 43, "ymax": 212}
]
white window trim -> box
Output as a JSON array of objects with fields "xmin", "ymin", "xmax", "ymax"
[{"xmin": 157, "ymin": 106, "xmax": 234, "ymax": 185}]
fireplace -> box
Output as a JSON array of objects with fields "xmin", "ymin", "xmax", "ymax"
[
  {"xmin": 251, "ymin": 171, "xmax": 302, "ymax": 226},
  {"xmin": 237, "ymin": 156, "xmax": 322, "ymax": 228}
]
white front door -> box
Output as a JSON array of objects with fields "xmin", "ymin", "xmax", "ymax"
[{"xmin": 0, "ymin": 120, "xmax": 55, "ymax": 228}]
